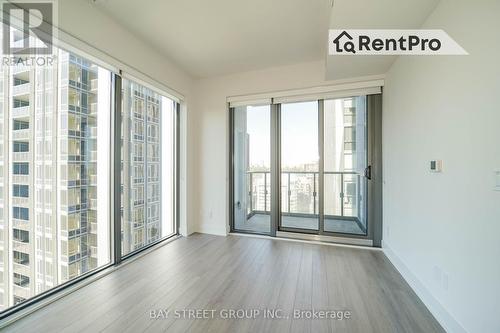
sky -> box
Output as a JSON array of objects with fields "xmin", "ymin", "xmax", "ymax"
[{"xmin": 246, "ymin": 101, "xmax": 319, "ymax": 170}]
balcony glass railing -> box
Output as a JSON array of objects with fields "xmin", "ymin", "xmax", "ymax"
[
  {"xmin": 12, "ymin": 82, "xmax": 30, "ymax": 96},
  {"xmin": 246, "ymin": 170, "xmax": 363, "ymax": 220},
  {"xmin": 12, "ymin": 106, "xmax": 30, "ymax": 118}
]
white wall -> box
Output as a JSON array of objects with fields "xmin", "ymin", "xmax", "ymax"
[
  {"xmin": 58, "ymin": 0, "xmax": 196, "ymax": 235},
  {"xmin": 382, "ymin": 1, "xmax": 500, "ymax": 332}
]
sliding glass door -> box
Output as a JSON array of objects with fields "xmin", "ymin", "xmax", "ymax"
[
  {"xmin": 280, "ymin": 101, "xmax": 319, "ymax": 231},
  {"xmin": 232, "ymin": 104, "xmax": 271, "ymax": 234},
  {"xmin": 323, "ymin": 97, "xmax": 367, "ymax": 235},
  {"xmin": 231, "ymin": 94, "xmax": 377, "ymax": 241}
]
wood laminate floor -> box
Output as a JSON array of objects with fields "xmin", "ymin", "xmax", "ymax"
[{"xmin": 4, "ymin": 233, "xmax": 444, "ymax": 333}]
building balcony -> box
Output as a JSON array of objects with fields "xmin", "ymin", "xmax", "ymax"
[
  {"xmin": 12, "ymin": 219, "xmax": 30, "ymax": 231},
  {"xmin": 89, "ymin": 175, "xmax": 97, "ymax": 186},
  {"xmin": 90, "ymin": 79, "xmax": 98, "ymax": 93},
  {"xmin": 12, "ymin": 197, "xmax": 29, "ymax": 206},
  {"xmin": 12, "ymin": 64, "xmax": 30, "ymax": 74},
  {"xmin": 13, "ymin": 284, "xmax": 31, "ymax": 299},
  {"xmin": 242, "ymin": 171, "xmax": 366, "ymax": 235},
  {"xmin": 88, "ymin": 199, "xmax": 98, "ymax": 209},
  {"xmin": 89, "ymin": 103, "xmax": 97, "ymax": 115},
  {"xmin": 12, "ymin": 129, "xmax": 30, "ymax": 140},
  {"xmin": 12, "ymin": 83, "xmax": 30, "ymax": 96},
  {"xmin": 13, "ymin": 261, "xmax": 30, "ymax": 277},
  {"xmin": 11, "ymin": 106, "xmax": 30, "ymax": 118},
  {"xmin": 13, "ymin": 240, "xmax": 30, "ymax": 253},
  {"xmin": 89, "ymin": 222, "xmax": 98, "ymax": 233},
  {"xmin": 12, "ymin": 152, "xmax": 30, "ymax": 162},
  {"xmin": 89, "ymin": 246, "xmax": 98, "ymax": 258},
  {"xmin": 13, "ymin": 175, "xmax": 30, "ymax": 183}
]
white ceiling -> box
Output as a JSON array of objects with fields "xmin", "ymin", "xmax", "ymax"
[
  {"xmin": 94, "ymin": 0, "xmax": 331, "ymax": 78},
  {"xmin": 94, "ymin": 0, "xmax": 439, "ymax": 80},
  {"xmin": 326, "ymin": 0, "xmax": 439, "ymax": 80}
]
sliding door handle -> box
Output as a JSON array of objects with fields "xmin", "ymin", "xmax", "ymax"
[{"xmin": 365, "ymin": 165, "xmax": 372, "ymax": 180}]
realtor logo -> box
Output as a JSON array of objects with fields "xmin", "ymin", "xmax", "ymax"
[
  {"xmin": 329, "ymin": 29, "xmax": 467, "ymax": 55},
  {"xmin": 2, "ymin": 1, "xmax": 55, "ymax": 55}
]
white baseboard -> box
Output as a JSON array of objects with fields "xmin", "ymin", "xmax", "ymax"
[
  {"xmin": 382, "ymin": 240, "xmax": 467, "ymax": 333},
  {"xmin": 196, "ymin": 224, "xmax": 228, "ymax": 236}
]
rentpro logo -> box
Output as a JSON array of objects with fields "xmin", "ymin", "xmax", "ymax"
[{"xmin": 329, "ymin": 29, "xmax": 467, "ymax": 55}]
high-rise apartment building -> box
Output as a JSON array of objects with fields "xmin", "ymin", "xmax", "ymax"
[
  {"xmin": 0, "ymin": 47, "xmax": 109, "ymax": 310},
  {"xmin": 0, "ymin": 17, "xmax": 176, "ymax": 312},
  {"xmin": 121, "ymin": 81, "xmax": 163, "ymax": 255}
]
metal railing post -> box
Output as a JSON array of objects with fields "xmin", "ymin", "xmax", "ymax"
[
  {"xmin": 340, "ymin": 173, "xmax": 344, "ymax": 217},
  {"xmin": 313, "ymin": 173, "xmax": 316, "ymax": 215},
  {"xmin": 264, "ymin": 172, "xmax": 267, "ymax": 211},
  {"xmin": 248, "ymin": 172, "xmax": 253, "ymax": 213},
  {"xmin": 287, "ymin": 172, "xmax": 291, "ymax": 213}
]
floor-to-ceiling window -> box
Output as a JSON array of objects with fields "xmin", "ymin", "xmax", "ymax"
[
  {"xmin": 232, "ymin": 104, "xmax": 271, "ymax": 234},
  {"xmin": 0, "ymin": 48, "xmax": 112, "ymax": 311},
  {"xmin": 230, "ymin": 93, "xmax": 378, "ymax": 241},
  {"xmin": 323, "ymin": 97, "xmax": 367, "ymax": 235},
  {"xmin": 0, "ymin": 23, "xmax": 180, "ymax": 316},
  {"xmin": 280, "ymin": 101, "xmax": 319, "ymax": 231},
  {"xmin": 121, "ymin": 79, "xmax": 177, "ymax": 255}
]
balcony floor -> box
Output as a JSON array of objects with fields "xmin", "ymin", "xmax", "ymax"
[{"xmin": 236, "ymin": 213, "xmax": 364, "ymax": 235}]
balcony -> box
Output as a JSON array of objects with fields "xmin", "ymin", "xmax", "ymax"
[
  {"xmin": 89, "ymin": 222, "xmax": 98, "ymax": 233},
  {"xmin": 90, "ymin": 79, "xmax": 98, "ymax": 93},
  {"xmin": 12, "ymin": 64, "xmax": 30, "ymax": 74},
  {"xmin": 13, "ymin": 240, "xmax": 30, "ymax": 253},
  {"xmin": 12, "ymin": 197, "xmax": 29, "ymax": 206},
  {"xmin": 242, "ymin": 171, "xmax": 366, "ymax": 235},
  {"xmin": 12, "ymin": 152, "xmax": 30, "ymax": 162},
  {"xmin": 13, "ymin": 284, "xmax": 31, "ymax": 300},
  {"xmin": 12, "ymin": 129, "xmax": 30, "ymax": 140},
  {"xmin": 90, "ymin": 246, "xmax": 98, "ymax": 258},
  {"xmin": 12, "ymin": 219, "xmax": 30, "ymax": 231},
  {"xmin": 12, "ymin": 106, "xmax": 30, "ymax": 118},
  {"xmin": 12, "ymin": 83, "xmax": 30, "ymax": 96},
  {"xmin": 88, "ymin": 199, "xmax": 98, "ymax": 209},
  {"xmin": 13, "ymin": 175, "xmax": 30, "ymax": 183},
  {"xmin": 89, "ymin": 103, "xmax": 97, "ymax": 115}
]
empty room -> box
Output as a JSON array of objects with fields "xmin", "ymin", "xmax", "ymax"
[{"xmin": 0, "ymin": 0, "xmax": 498, "ymax": 332}]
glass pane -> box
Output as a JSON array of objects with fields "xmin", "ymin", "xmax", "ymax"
[
  {"xmin": 280, "ymin": 101, "xmax": 319, "ymax": 230},
  {"xmin": 121, "ymin": 79, "xmax": 176, "ymax": 256},
  {"xmin": 233, "ymin": 105, "xmax": 271, "ymax": 234},
  {"xmin": 323, "ymin": 97, "xmax": 367, "ymax": 235},
  {"xmin": 0, "ymin": 48, "xmax": 112, "ymax": 311}
]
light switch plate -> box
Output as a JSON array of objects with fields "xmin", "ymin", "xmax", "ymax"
[{"xmin": 430, "ymin": 160, "xmax": 442, "ymax": 172}]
